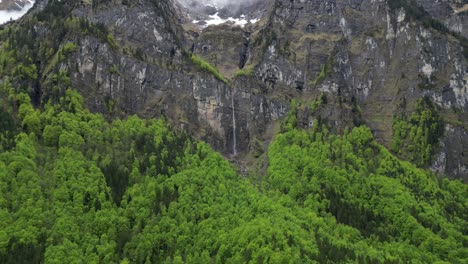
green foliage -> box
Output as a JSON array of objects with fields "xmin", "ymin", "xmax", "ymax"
[
  {"xmin": 0, "ymin": 81, "xmax": 17, "ymax": 151},
  {"xmin": 110, "ymin": 64, "xmax": 119, "ymax": 74},
  {"xmin": 310, "ymin": 64, "xmax": 328, "ymax": 86},
  {"xmin": 13, "ymin": 63, "xmax": 37, "ymax": 81},
  {"xmin": 62, "ymin": 42, "xmax": 78, "ymax": 55},
  {"xmin": 392, "ymin": 98, "xmax": 444, "ymax": 166},
  {"xmin": 18, "ymin": 93, "xmax": 41, "ymax": 135},
  {"xmin": 281, "ymin": 99, "xmax": 298, "ymax": 131},
  {"xmin": 0, "ymin": 86, "xmax": 466, "ymax": 263},
  {"xmin": 310, "ymin": 53, "xmax": 334, "ymax": 87},
  {"xmin": 106, "ymin": 33, "xmax": 119, "ymax": 50},
  {"xmin": 234, "ymin": 64, "xmax": 255, "ymax": 78},
  {"xmin": 43, "ymin": 125, "xmax": 62, "ymax": 147},
  {"xmin": 268, "ymin": 126, "xmax": 467, "ymax": 263},
  {"xmin": 191, "ymin": 54, "xmax": 229, "ymax": 84},
  {"xmin": 310, "ymin": 92, "xmax": 327, "ymax": 113}
]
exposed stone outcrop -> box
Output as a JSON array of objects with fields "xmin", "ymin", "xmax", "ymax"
[
  {"xmin": 245, "ymin": 0, "xmax": 468, "ymax": 180},
  {"xmin": 16, "ymin": 0, "xmax": 468, "ymax": 180}
]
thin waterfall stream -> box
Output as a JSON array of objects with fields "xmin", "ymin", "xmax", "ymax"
[{"xmin": 231, "ymin": 89, "xmax": 237, "ymax": 156}]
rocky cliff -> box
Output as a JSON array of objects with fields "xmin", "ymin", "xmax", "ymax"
[{"xmin": 4, "ymin": 0, "xmax": 468, "ymax": 180}]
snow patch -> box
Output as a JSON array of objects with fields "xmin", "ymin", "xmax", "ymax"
[
  {"xmin": 421, "ymin": 63, "xmax": 433, "ymax": 78},
  {"xmin": 193, "ymin": 13, "xmax": 259, "ymax": 28},
  {"xmin": 397, "ymin": 9, "xmax": 406, "ymax": 23},
  {"xmin": 153, "ymin": 28, "xmax": 163, "ymax": 42}
]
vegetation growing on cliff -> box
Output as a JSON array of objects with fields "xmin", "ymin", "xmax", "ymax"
[
  {"xmin": 191, "ymin": 54, "xmax": 229, "ymax": 84},
  {"xmin": 234, "ymin": 64, "xmax": 255, "ymax": 78},
  {"xmin": 392, "ymin": 98, "xmax": 444, "ymax": 166}
]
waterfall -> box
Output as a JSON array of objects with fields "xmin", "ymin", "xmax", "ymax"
[{"xmin": 231, "ymin": 89, "xmax": 237, "ymax": 156}]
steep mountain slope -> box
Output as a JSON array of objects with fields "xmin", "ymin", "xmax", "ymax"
[
  {"xmin": 239, "ymin": 0, "xmax": 468, "ymax": 180},
  {"xmin": 1, "ymin": 0, "xmax": 467, "ymax": 181},
  {"xmin": 182, "ymin": 0, "xmax": 468, "ymax": 180}
]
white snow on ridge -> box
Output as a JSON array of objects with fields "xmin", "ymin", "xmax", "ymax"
[
  {"xmin": 0, "ymin": 0, "xmax": 35, "ymax": 25},
  {"xmin": 250, "ymin": 18, "xmax": 259, "ymax": 24},
  {"xmin": 193, "ymin": 13, "xmax": 259, "ymax": 28}
]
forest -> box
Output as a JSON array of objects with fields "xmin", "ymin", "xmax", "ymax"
[{"xmin": 0, "ymin": 81, "xmax": 467, "ymax": 263}]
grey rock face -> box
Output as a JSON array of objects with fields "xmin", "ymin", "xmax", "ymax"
[
  {"xmin": 54, "ymin": 0, "xmax": 288, "ymax": 158},
  {"xmin": 240, "ymin": 0, "xmax": 468, "ymax": 179},
  {"xmin": 432, "ymin": 125, "xmax": 468, "ymax": 182},
  {"xmin": 23, "ymin": 0, "xmax": 468, "ymax": 180}
]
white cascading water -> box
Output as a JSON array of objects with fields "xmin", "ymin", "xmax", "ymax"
[{"xmin": 231, "ymin": 89, "xmax": 237, "ymax": 156}]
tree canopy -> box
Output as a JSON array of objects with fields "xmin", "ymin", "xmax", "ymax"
[{"xmin": 0, "ymin": 81, "xmax": 466, "ymax": 263}]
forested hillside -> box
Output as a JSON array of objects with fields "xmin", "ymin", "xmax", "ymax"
[{"xmin": 0, "ymin": 81, "xmax": 466, "ymax": 263}]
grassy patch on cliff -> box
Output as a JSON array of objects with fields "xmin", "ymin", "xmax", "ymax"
[
  {"xmin": 234, "ymin": 64, "xmax": 255, "ymax": 78},
  {"xmin": 309, "ymin": 52, "xmax": 335, "ymax": 87},
  {"xmin": 392, "ymin": 97, "xmax": 444, "ymax": 166},
  {"xmin": 191, "ymin": 54, "xmax": 229, "ymax": 84}
]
